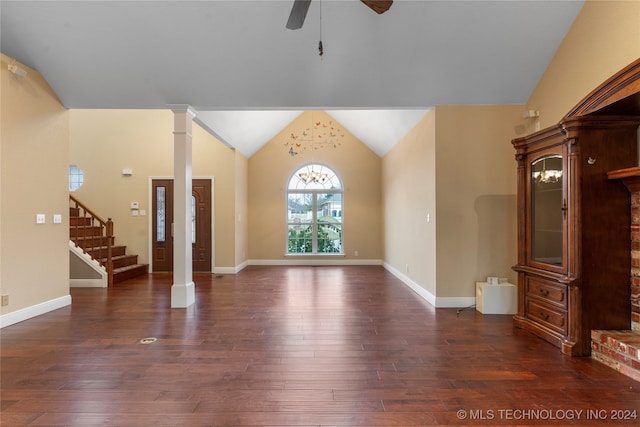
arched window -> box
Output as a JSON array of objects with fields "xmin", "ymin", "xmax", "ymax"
[{"xmin": 287, "ymin": 164, "xmax": 343, "ymax": 255}]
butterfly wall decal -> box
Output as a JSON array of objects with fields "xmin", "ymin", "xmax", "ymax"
[{"xmin": 284, "ymin": 118, "xmax": 346, "ymax": 154}]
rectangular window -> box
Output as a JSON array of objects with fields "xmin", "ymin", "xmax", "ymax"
[
  {"xmin": 316, "ymin": 193, "xmax": 342, "ymax": 253},
  {"xmin": 288, "ymin": 193, "xmax": 313, "ymax": 223},
  {"xmin": 317, "ymin": 223, "xmax": 342, "ymax": 253},
  {"xmin": 287, "ymin": 224, "xmax": 313, "ymax": 254}
]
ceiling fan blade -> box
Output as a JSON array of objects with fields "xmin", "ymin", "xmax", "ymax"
[
  {"xmin": 360, "ymin": 0, "xmax": 393, "ymax": 14},
  {"xmin": 286, "ymin": 0, "xmax": 312, "ymax": 30}
]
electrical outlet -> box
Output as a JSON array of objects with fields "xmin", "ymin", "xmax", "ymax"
[{"xmin": 1, "ymin": 295, "xmax": 8, "ymax": 306}]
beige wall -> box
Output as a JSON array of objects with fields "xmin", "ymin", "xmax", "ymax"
[
  {"xmin": 382, "ymin": 111, "xmax": 437, "ymax": 295},
  {"xmin": 527, "ymin": 0, "xmax": 640, "ymax": 130},
  {"xmin": 435, "ymin": 105, "xmax": 523, "ymax": 299},
  {"xmin": 248, "ymin": 110, "xmax": 382, "ymax": 261},
  {"xmin": 383, "ymin": 106, "xmax": 522, "ymax": 303},
  {"xmin": 69, "ymin": 109, "xmax": 240, "ymax": 270},
  {"xmin": 1, "ymin": 54, "xmax": 70, "ymax": 318}
]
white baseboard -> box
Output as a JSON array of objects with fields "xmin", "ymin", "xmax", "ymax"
[
  {"xmin": 383, "ymin": 263, "xmax": 476, "ymax": 308},
  {"xmin": 434, "ymin": 296, "xmax": 477, "ymax": 308},
  {"xmin": 384, "ymin": 262, "xmax": 436, "ymax": 306},
  {"xmin": 213, "ymin": 264, "xmax": 246, "ymax": 275},
  {"xmin": 70, "ymin": 278, "xmax": 107, "ymax": 288},
  {"xmin": 0, "ymin": 295, "xmax": 72, "ymax": 328},
  {"xmin": 211, "ymin": 259, "xmax": 380, "ymax": 275},
  {"xmin": 214, "ymin": 259, "xmax": 250, "ymax": 274},
  {"xmin": 249, "ymin": 258, "xmax": 383, "ymax": 266},
  {"xmin": 236, "ymin": 260, "xmax": 250, "ymax": 272}
]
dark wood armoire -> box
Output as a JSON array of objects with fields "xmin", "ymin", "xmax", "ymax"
[{"xmin": 512, "ymin": 58, "xmax": 640, "ymax": 356}]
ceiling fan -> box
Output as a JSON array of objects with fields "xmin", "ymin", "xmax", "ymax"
[{"xmin": 286, "ymin": 0, "xmax": 393, "ymax": 30}]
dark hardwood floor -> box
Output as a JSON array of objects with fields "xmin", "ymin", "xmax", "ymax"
[{"xmin": 1, "ymin": 266, "xmax": 638, "ymax": 426}]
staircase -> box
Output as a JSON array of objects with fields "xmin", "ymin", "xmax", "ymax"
[{"xmin": 70, "ymin": 195, "xmax": 147, "ymax": 285}]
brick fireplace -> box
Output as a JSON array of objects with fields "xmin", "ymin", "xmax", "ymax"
[
  {"xmin": 614, "ymin": 167, "xmax": 640, "ymax": 332},
  {"xmin": 632, "ymin": 191, "xmax": 640, "ymax": 331},
  {"xmin": 590, "ymin": 167, "xmax": 640, "ymax": 382}
]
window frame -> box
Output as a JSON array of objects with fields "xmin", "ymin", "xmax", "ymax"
[
  {"xmin": 69, "ymin": 164, "xmax": 84, "ymax": 192},
  {"xmin": 286, "ymin": 164, "xmax": 344, "ymax": 256}
]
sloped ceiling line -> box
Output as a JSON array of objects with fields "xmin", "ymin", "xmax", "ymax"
[{"xmin": 0, "ymin": 0, "xmax": 585, "ymax": 157}]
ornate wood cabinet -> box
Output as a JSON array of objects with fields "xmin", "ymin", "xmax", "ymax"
[{"xmin": 512, "ymin": 59, "xmax": 640, "ymax": 356}]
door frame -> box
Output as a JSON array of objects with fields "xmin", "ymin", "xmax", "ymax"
[{"xmin": 148, "ymin": 176, "xmax": 215, "ymax": 273}]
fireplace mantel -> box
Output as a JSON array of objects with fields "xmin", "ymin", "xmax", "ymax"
[{"xmin": 608, "ymin": 166, "xmax": 640, "ymax": 193}]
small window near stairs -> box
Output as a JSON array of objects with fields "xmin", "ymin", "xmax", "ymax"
[{"xmin": 69, "ymin": 165, "xmax": 84, "ymax": 191}]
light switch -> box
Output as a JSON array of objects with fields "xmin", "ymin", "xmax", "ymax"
[
  {"xmin": 36, "ymin": 214, "xmax": 46, "ymax": 224},
  {"xmin": 130, "ymin": 202, "xmax": 139, "ymax": 209},
  {"xmin": 132, "ymin": 210, "xmax": 139, "ymax": 217},
  {"xmin": 53, "ymin": 214, "xmax": 62, "ymax": 224},
  {"xmin": 139, "ymin": 210, "xmax": 146, "ymax": 216}
]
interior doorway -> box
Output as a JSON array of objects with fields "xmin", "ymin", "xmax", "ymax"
[{"xmin": 151, "ymin": 178, "xmax": 213, "ymax": 272}]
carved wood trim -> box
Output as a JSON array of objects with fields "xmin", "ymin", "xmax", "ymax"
[
  {"xmin": 563, "ymin": 58, "xmax": 640, "ymax": 119},
  {"xmin": 607, "ymin": 166, "xmax": 640, "ymax": 180}
]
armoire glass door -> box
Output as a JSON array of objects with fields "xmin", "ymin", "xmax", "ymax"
[{"xmin": 530, "ymin": 154, "xmax": 564, "ymax": 268}]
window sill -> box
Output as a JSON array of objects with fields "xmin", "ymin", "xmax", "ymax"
[{"xmin": 285, "ymin": 253, "xmax": 345, "ymax": 257}]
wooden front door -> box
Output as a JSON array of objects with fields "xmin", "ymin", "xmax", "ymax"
[{"xmin": 152, "ymin": 179, "xmax": 212, "ymax": 272}]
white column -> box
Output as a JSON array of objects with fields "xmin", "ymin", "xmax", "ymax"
[{"xmin": 171, "ymin": 105, "xmax": 196, "ymax": 308}]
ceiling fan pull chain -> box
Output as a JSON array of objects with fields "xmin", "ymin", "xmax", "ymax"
[{"xmin": 318, "ymin": 0, "xmax": 324, "ymax": 58}]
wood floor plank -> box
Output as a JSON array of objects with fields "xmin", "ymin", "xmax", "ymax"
[{"xmin": 2, "ymin": 266, "xmax": 639, "ymax": 426}]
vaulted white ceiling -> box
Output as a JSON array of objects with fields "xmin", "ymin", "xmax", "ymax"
[{"xmin": 0, "ymin": 0, "xmax": 585, "ymax": 157}]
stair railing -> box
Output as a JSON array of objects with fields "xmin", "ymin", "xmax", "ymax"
[{"xmin": 69, "ymin": 195, "xmax": 114, "ymax": 286}]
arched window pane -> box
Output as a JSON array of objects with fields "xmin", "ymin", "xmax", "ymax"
[
  {"xmin": 288, "ymin": 164, "xmax": 342, "ymax": 190},
  {"xmin": 287, "ymin": 164, "xmax": 343, "ymax": 255}
]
